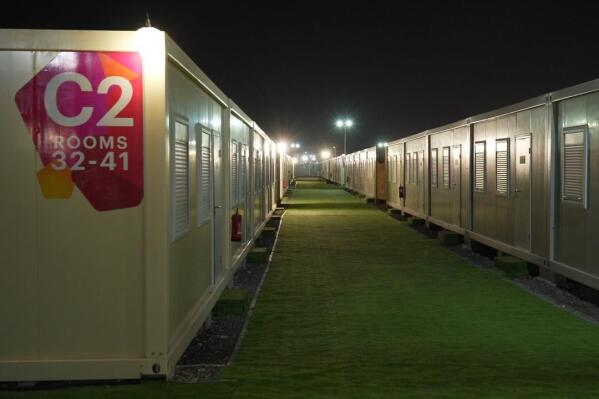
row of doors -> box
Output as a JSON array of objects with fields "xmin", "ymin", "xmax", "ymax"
[{"xmin": 393, "ymin": 135, "xmax": 531, "ymax": 250}]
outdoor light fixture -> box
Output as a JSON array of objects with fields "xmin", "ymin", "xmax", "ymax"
[
  {"xmin": 335, "ymin": 118, "xmax": 354, "ymax": 155},
  {"xmin": 301, "ymin": 155, "xmax": 309, "ymax": 162},
  {"xmin": 377, "ymin": 142, "xmax": 389, "ymax": 148},
  {"xmin": 136, "ymin": 26, "xmax": 162, "ymax": 64},
  {"xmin": 292, "ymin": 157, "xmax": 298, "ymax": 164},
  {"xmin": 290, "ymin": 142, "xmax": 301, "ymax": 149},
  {"xmin": 321, "ymin": 150, "xmax": 331, "ymax": 159},
  {"xmin": 277, "ymin": 142, "xmax": 288, "ymax": 153}
]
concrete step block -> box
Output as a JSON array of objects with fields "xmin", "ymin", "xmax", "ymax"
[
  {"xmin": 438, "ymin": 230, "xmax": 462, "ymax": 246},
  {"xmin": 246, "ymin": 247, "xmax": 270, "ymax": 264},
  {"xmin": 213, "ymin": 288, "xmax": 251, "ymax": 316},
  {"xmin": 494, "ymin": 255, "xmax": 528, "ymax": 278},
  {"xmin": 407, "ymin": 217, "xmax": 425, "ymax": 226}
]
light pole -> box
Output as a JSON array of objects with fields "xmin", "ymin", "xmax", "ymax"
[{"xmin": 336, "ymin": 119, "xmax": 353, "ymax": 154}]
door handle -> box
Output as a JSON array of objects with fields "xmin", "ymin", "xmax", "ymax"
[{"xmin": 214, "ymin": 205, "xmax": 223, "ymax": 209}]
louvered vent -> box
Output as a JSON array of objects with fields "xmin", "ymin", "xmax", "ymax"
[
  {"xmin": 442, "ymin": 147, "xmax": 450, "ymax": 189},
  {"xmin": 174, "ymin": 122, "xmax": 189, "ymax": 237},
  {"xmin": 474, "ymin": 142, "xmax": 486, "ymax": 192},
  {"xmin": 240, "ymin": 145, "xmax": 247, "ymax": 202},
  {"xmin": 406, "ymin": 153, "xmax": 411, "ymax": 184},
  {"xmin": 431, "ymin": 149, "xmax": 438, "ymax": 187},
  {"xmin": 231, "ymin": 141, "xmax": 239, "ymax": 204},
  {"xmin": 562, "ymin": 130, "xmax": 586, "ymax": 203},
  {"xmin": 198, "ymin": 131, "xmax": 211, "ymax": 225},
  {"xmin": 496, "ymin": 139, "xmax": 509, "ymax": 196}
]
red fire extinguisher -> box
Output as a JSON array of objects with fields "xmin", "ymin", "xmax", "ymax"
[{"xmin": 231, "ymin": 209, "xmax": 242, "ymax": 241}]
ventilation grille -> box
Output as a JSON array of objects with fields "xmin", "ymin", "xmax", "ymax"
[
  {"xmin": 474, "ymin": 142, "xmax": 486, "ymax": 192},
  {"xmin": 562, "ymin": 130, "xmax": 585, "ymax": 202},
  {"xmin": 174, "ymin": 122, "xmax": 189, "ymax": 237},
  {"xmin": 240, "ymin": 145, "xmax": 247, "ymax": 202},
  {"xmin": 198, "ymin": 132, "xmax": 211, "ymax": 225},
  {"xmin": 442, "ymin": 147, "xmax": 450, "ymax": 189},
  {"xmin": 231, "ymin": 141, "xmax": 239, "ymax": 204},
  {"xmin": 431, "ymin": 149, "xmax": 438, "ymax": 187},
  {"xmin": 496, "ymin": 140, "xmax": 509, "ymax": 195}
]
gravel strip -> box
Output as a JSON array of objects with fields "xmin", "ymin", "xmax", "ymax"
[{"xmin": 173, "ymin": 214, "xmax": 282, "ymax": 383}]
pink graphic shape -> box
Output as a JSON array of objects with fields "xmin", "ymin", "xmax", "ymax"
[{"xmin": 15, "ymin": 51, "xmax": 144, "ymax": 211}]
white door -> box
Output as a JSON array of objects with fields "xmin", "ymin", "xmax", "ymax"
[
  {"xmin": 451, "ymin": 145, "xmax": 461, "ymax": 226},
  {"xmin": 514, "ymin": 136, "xmax": 531, "ymax": 250},
  {"xmin": 212, "ymin": 131, "xmax": 223, "ymax": 284}
]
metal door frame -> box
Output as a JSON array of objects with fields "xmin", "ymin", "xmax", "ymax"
[
  {"xmin": 514, "ymin": 134, "xmax": 532, "ymax": 251},
  {"xmin": 211, "ymin": 128, "xmax": 223, "ymax": 285},
  {"xmin": 196, "ymin": 123, "xmax": 217, "ymax": 287},
  {"xmin": 452, "ymin": 144, "xmax": 462, "ymax": 226}
]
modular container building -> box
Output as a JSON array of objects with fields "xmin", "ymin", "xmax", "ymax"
[
  {"xmin": 337, "ymin": 78, "xmax": 599, "ymax": 294},
  {"xmin": 276, "ymin": 151, "xmax": 293, "ymax": 200},
  {"xmin": 333, "ymin": 147, "xmax": 376, "ymax": 199},
  {"xmin": 0, "ymin": 29, "xmax": 279, "ymax": 382}
]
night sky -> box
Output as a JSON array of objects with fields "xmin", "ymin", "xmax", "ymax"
[{"xmin": 3, "ymin": 1, "xmax": 599, "ymax": 154}]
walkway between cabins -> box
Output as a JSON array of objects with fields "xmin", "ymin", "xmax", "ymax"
[{"xmin": 12, "ymin": 178, "xmax": 599, "ymax": 398}]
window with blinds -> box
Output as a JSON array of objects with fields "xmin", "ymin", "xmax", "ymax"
[
  {"xmin": 442, "ymin": 147, "xmax": 450, "ymax": 189},
  {"xmin": 496, "ymin": 139, "xmax": 509, "ymax": 196},
  {"xmin": 474, "ymin": 142, "xmax": 486, "ymax": 192},
  {"xmin": 430, "ymin": 149, "xmax": 438, "ymax": 188},
  {"xmin": 406, "ymin": 153, "xmax": 411, "ymax": 184},
  {"xmin": 254, "ymin": 151, "xmax": 261, "ymax": 193},
  {"xmin": 562, "ymin": 128, "xmax": 587, "ymax": 204},
  {"xmin": 231, "ymin": 140, "xmax": 239, "ymax": 205},
  {"xmin": 240, "ymin": 144, "xmax": 247, "ymax": 203},
  {"xmin": 173, "ymin": 121, "xmax": 189, "ymax": 238},
  {"xmin": 198, "ymin": 131, "xmax": 212, "ymax": 225}
]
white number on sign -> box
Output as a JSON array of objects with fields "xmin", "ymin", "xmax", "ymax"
[
  {"xmin": 100, "ymin": 152, "xmax": 117, "ymax": 171},
  {"xmin": 50, "ymin": 151, "xmax": 128, "ymax": 172},
  {"xmin": 71, "ymin": 151, "xmax": 86, "ymax": 171},
  {"xmin": 97, "ymin": 76, "xmax": 134, "ymax": 127},
  {"xmin": 51, "ymin": 150, "xmax": 68, "ymax": 170},
  {"xmin": 44, "ymin": 72, "xmax": 134, "ymax": 127},
  {"xmin": 119, "ymin": 152, "xmax": 129, "ymax": 171}
]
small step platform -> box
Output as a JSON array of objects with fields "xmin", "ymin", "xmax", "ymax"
[
  {"xmin": 494, "ymin": 255, "xmax": 528, "ymax": 278},
  {"xmin": 407, "ymin": 217, "xmax": 425, "ymax": 226},
  {"xmin": 438, "ymin": 230, "xmax": 461, "ymax": 246},
  {"xmin": 246, "ymin": 247, "xmax": 270, "ymax": 264},
  {"xmin": 213, "ymin": 288, "xmax": 251, "ymax": 316}
]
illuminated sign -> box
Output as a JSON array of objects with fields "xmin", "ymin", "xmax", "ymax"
[{"xmin": 15, "ymin": 51, "xmax": 143, "ymax": 211}]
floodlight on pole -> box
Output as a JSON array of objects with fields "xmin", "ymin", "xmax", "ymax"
[
  {"xmin": 277, "ymin": 142, "xmax": 288, "ymax": 153},
  {"xmin": 335, "ymin": 118, "xmax": 354, "ymax": 155}
]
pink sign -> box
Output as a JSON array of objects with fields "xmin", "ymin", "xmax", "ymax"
[{"xmin": 15, "ymin": 51, "xmax": 144, "ymax": 211}]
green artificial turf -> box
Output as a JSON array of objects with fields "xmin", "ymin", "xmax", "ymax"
[{"xmin": 6, "ymin": 178, "xmax": 599, "ymax": 398}]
